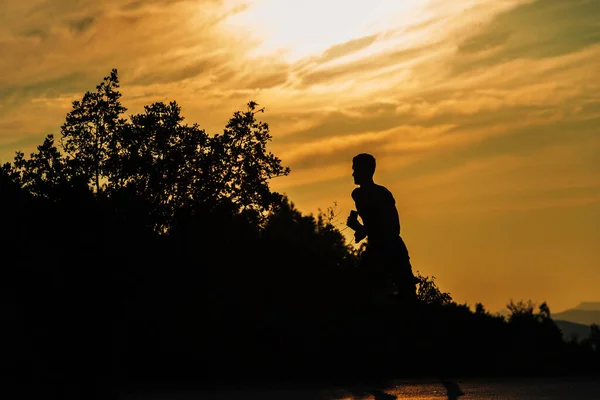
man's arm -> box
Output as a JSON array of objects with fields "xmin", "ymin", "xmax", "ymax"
[
  {"xmin": 353, "ymin": 225, "xmax": 367, "ymax": 243},
  {"xmin": 346, "ymin": 212, "xmax": 367, "ymax": 243},
  {"xmin": 347, "ymin": 188, "xmax": 368, "ymax": 243},
  {"xmin": 347, "ymin": 189, "xmax": 362, "ymax": 230}
]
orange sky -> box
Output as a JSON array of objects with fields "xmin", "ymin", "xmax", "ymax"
[{"xmin": 1, "ymin": 0, "xmax": 599, "ymax": 313}]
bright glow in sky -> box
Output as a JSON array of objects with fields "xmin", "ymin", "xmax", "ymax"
[{"xmin": 223, "ymin": 0, "xmax": 430, "ymax": 62}]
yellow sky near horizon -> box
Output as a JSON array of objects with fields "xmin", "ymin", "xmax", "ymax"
[{"xmin": 1, "ymin": 0, "xmax": 599, "ymax": 313}]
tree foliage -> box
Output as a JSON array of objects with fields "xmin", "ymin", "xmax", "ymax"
[
  {"xmin": 210, "ymin": 101, "xmax": 290, "ymax": 215},
  {"xmin": 60, "ymin": 68, "xmax": 127, "ymax": 193},
  {"xmin": 10, "ymin": 70, "xmax": 290, "ymax": 233}
]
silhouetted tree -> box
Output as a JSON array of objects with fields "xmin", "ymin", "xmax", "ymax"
[
  {"xmin": 475, "ymin": 302, "xmax": 487, "ymax": 315},
  {"xmin": 60, "ymin": 68, "xmax": 126, "ymax": 193},
  {"xmin": 1, "ymin": 161, "xmax": 21, "ymax": 193},
  {"xmin": 9, "ymin": 134, "xmax": 90, "ymax": 201},
  {"xmin": 209, "ymin": 101, "xmax": 290, "ymax": 217},
  {"xmin": 507, "ymin": 299, "xmax": 536, "ymax": 320},
  {"xmin": 113, "ymin": 100, "xmax": 212, "ymax": 232}
]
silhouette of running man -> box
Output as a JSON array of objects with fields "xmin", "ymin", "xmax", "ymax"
[{"xmin": 346, "ymin": 153, "xmax": 418, "ymax": 304}]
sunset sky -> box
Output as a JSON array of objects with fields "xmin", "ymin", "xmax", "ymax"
[{"xmin": 1, "ymin": 0, "xmax": 599, "ymax": 313}]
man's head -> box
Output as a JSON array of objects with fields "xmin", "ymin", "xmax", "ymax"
[{"xmin": 352, "ymin": 153, "xmax": 376, "ymax": 185}]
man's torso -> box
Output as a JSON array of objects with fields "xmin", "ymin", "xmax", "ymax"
[{"xmin": 352, "ymin": 184, "xmax": 400, "ymax": 248}]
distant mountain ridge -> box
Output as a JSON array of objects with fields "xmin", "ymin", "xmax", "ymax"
[
  {"xmin": 573, "ymin": 302, "xmax": 600, "ymax": 311},
  {"xmin": 493, "ymin": 302, "xmax": 599, "ymax": 341},
  {"xmin": 553, "ymin": 302, "xmax": 600, "ymax": 341},
  {"xmin": 552, "ymin": 302, "xmax": 600, "ymax": 326}
]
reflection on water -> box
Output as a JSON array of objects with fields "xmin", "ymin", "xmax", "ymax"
[
  {"xmin": 121, "ymin": 377, "xmax": 600, "ymax": 400},
  {"xmin": 324, "ymin": 381, "xmax": 466, "ymax": 400}
]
